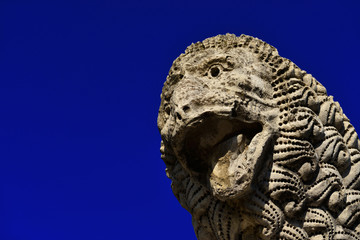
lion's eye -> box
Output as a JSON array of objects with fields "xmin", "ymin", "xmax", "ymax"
[{"xmin": 209, "ymin": 65, "xmax": 221, "ymax": 77}]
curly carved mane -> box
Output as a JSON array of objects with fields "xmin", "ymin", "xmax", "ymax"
[{"xmin": 158, "ymin": 34, "xmax": 360, "ymax": 240}]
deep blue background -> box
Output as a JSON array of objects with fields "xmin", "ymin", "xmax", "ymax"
[{"xmin": 0, "ymin": 1, "xmax": 359, "ymax": 239}]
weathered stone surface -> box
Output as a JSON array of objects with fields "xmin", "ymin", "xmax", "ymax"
[{"xmin": 158, "ymin": 34, "xmax": 360, "ymax": 239}]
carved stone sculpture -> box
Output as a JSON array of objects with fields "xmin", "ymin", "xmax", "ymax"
[{"xmin": 157, "ymin": 34, "xmax": 360, "ymax": 239}]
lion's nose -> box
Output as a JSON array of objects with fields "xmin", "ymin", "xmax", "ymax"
[{"xmin": 173, "ymin": 104, "xmax": 192, "ymax": 122}]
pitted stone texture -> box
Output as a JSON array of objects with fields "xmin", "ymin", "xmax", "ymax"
[{"xmin": 158, "ymin": 34, "xmax": 360, "ymax": 240}]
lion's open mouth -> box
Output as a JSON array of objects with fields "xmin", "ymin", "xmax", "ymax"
[{"xmin": 182, "ymin": 116, "xmax": 263, "ymax": 177}]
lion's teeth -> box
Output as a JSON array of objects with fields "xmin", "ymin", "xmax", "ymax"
[{"xmin": 236, "ymin": 134, "xmax": 249, "ymax": 153}]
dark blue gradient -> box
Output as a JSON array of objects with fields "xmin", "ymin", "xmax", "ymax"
[{"xmin": 0, "ymin": 1, "xmax": 359, "ymax": 239}]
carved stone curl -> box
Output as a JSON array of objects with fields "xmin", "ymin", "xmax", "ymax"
[{"xmin": 158, "ymin": 34, "xmax": 360, "ymax": 240}]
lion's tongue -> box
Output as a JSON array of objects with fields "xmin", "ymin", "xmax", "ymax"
[
  {"xmin": 211, "ymin": 134, "xmax": 246, "ymax": 160},
  {"xmin": 208, "ymin": 133, "xmax": 250, "ymax": 198}
]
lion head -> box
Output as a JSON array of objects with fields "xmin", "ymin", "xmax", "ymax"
[{"xmin": 158, "ymin": 34, "xmax": 360, "ymax": 240}]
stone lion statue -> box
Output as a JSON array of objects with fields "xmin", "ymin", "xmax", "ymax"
[{"xmin": 157, "ymin": 34, "xmax": 360, "ymax": 239}]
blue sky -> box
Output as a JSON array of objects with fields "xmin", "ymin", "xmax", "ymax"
[{"xmin": 0, "ymin": 1, "xmax": 359, "ymax": 239}]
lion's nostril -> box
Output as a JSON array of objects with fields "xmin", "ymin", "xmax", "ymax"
[
  {"xmin": 176, "ymin": 112, "xmax": 182, "ymax": 120},
  {"xmin": 182, "ymin": 105, "xmax": 190, "ymax": 113}
]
